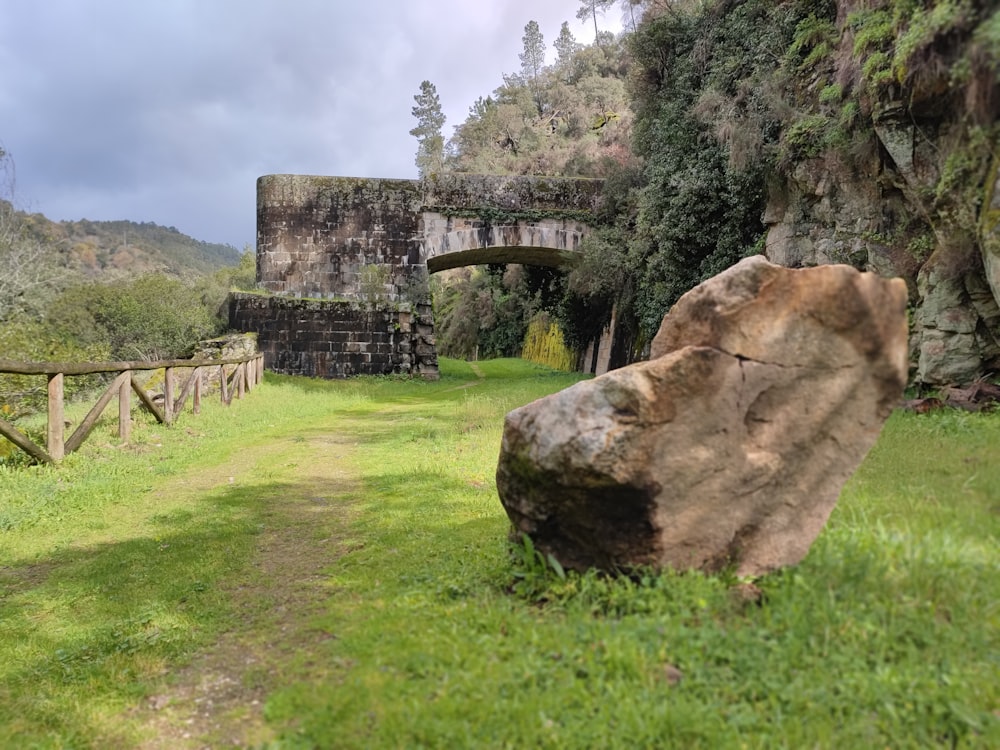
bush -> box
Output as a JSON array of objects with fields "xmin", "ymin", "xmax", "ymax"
[{"xmin": 47, "ymin": 273, "xmax": 225, "ymax": 362}]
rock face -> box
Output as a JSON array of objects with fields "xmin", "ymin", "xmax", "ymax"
[
  {"xmin": 760, "ymin": 3, "xmax": 1000, "ymax": 386},
  {"xmin": 496, "ymin": 257, "xmax": 908, "ymax": 576}
]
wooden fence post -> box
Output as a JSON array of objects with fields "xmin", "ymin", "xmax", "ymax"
[
  {"xmin": 237, "ymin": 363, "xmax": 246, "ymax": 400},
  {"xmin": 47, "ymin": 372, "xmax": 65, "ymax": 461},
  {"xmin": 164, "ymin": 367, "xmax": 174, "ymax": 425},
  {"xmin": 220, "ymin": 364, "xmax": 229, "ymax": 404},
  {"xmin": 119, "ymin": 374, "xmax": 131, "ymax": 443},
  {"xmin": 193, "ymin": 368, "xmax": 202, "ymax": 415}
]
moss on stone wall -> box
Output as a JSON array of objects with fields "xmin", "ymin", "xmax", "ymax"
[
  {"xmin": 421, "ymin": 173, "xmax": 603, "ymax": 213},
  {"xmin": 432, "ymin": 205, "xmax": 596, "ymax": 225}
]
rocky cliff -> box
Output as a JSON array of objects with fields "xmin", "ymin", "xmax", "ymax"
[{"xmin": 763, "ymin": 0, "xmax": 999, "ymax": 385}]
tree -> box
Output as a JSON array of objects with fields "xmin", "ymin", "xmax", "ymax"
[
  {"xmin": 409, "ymin": 81, "xmax": 446, "ymax": 177},
  {"xmin": 620, "ymin": 0, "xmax": 646, "ymax": 33},
  {"xmin": 554, "ymin": 22, "xmax": 581, "ymax": 67},
  {"xmin": 576, "ymin": 0, "xmax": 615, "ymax": 44},
  {"xmin": 519, "ymin": 20, "xmax": 546, "ymax": 115},
  {"xmin": 0, "ymin": 147, "xmax": 62, "ymax": 322}
]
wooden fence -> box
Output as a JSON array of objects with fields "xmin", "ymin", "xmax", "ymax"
[{"xmin": 0, "ymin": 354, "xmax": 264, "ymax": 464}]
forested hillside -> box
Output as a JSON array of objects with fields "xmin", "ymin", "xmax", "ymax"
[
  {"xmin": 422, "ymin": 0, "xmax": 1000, "ymax": 385},
  {"xmin": 18, "ymin": 209, "xmax": 242, "ymax": 277},
  {"xmin": 0, "ymin": 146, "xmax": 253, "ymax": 416}
]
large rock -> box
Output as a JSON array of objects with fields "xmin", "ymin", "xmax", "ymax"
[{"xmin": 496, "ymin": 256, "xmax": 908, "ymax": 576}]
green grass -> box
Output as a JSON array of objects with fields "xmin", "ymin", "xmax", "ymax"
[{"xmin": 1, "ymin": 358, "xmax": 997, "ymax": 748}]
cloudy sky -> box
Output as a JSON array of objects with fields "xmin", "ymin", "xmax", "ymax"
[{"xmin": 0, "ymin": 1, "xmax": 620, "ymax": 250}]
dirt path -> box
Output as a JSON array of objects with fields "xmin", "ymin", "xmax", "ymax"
[{"xmin": 131, "ymin": 432, "xmax": 360, "ymax": 749}]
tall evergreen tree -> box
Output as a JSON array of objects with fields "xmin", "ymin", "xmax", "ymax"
[
  {"xmin": 519, "ymin": 21, "xmax": 546, "ymax": 116},
  {"xmin": 554, "ymin": 22, "xmax": 580, "ymax": 67},
  {"xmin": 576, "ymin": 0, "xmax": 614, "ymax": 44},
  {"xmin": 409, "ymin": 80, "xmax": 446, "ymax": 177}
]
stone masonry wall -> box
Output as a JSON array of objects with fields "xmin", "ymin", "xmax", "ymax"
[
  {"xmin": 229, "ymin": 293, "xmax": 438, "ymax": 379},
  {"xmin": 257, "ymin": 175, "xmax": 424, "ymax": 300}
]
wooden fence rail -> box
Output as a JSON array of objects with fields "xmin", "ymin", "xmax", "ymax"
[{"xmin": 0, "ymin": 354, "xmax": 265, "ymax": 464}]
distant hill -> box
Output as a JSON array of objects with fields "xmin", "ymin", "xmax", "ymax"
[{"xmin": 13, "ymin": 204, "xmax": 243, "ymax": 279}]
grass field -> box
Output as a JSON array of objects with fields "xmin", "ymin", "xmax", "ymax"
[{"xmin": 0, "ymin": 358, "xmax": 997, "ymax": 748}]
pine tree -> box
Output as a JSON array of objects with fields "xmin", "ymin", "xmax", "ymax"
[
  {"xmin": 576, "ymin": 0, "xmax": 615, "ymax": 44},
  {"xmin": 519, "ymin": 21, "xmax": 546, "ymax": 116},
  {"xmin": 409, "ymin": 80, "xmax": 446, "ymax": 177},
  {"xmin": 554, "ymin": 22, "xmax": 581, "ymax": 67}
]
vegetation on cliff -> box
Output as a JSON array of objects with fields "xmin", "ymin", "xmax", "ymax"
[{"xmin": 575, "ymin": 0, "xmax": 998, "ymax": 374}]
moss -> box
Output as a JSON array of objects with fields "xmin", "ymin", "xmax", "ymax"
[
  {"xmin": 819, "ymin": 84, "xmax": 844, "ymax": 104},
  {"xmin": 981, "ymin": 155, "xmax": 1000, "ymax": 237},
  {"xmin": 934, "ymin": 126, "xmax": 994, "ymax": 206},
  {"xmin": 435, "ymin": 206, "xmax": 595, "ymax": 225},
  {"xmin": 892, "ymin": 1, "xmax": 962, "ymax": 85},
  {"xmin": 788, "ymin": 14, "xmax": 839, "ymax": 71},
  {"xmin": 907, "ymin": 231, "xmax": 937, "ymax": 263},
  {"xmin": 781, "ymin": 114, "xmax": 832, "ymax": 161},
  {"xmin": 230, "ymin": 290, "xmax": 411, "ymax": 313},
  {"xmin": 850, "ymin": 8, "xmax": 894, "ymax": 55}
]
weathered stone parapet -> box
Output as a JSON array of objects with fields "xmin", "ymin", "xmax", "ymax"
[
  {"xmin": 257, "ymin": 174, "xmax": 423, "ymax": 301},
  {"xmin": 421, "ymin": 173, "xmax": 603, "ymax": 213}
]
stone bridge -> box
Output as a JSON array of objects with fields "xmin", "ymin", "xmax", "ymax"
[{"xmin": 230, "ymin": 173, "xmax": 603, "ymax": 379}]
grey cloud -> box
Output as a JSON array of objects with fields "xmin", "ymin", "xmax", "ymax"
[{"xmin": 0, "ymin": 1, "xmax": 605, "ymax": 247}]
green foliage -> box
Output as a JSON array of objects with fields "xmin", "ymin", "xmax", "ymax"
[
  {"xmin": 47, "ymin": 273, "xmax": 225, "ymax": 362},
  {"xmin": 818, "ymin": 83, "xmax": 843, "ymax": 104},
  {"xmin": 0, "ymin": 315, "xmax": 108, "ymax": 420},
  {"xmin": 554, "ymin": 21, "xmax": 582, "ymax": 67},
  {"xmin": 520, "ymin": 21, "xmax": 547, "ymax": 115},
  {"xmin": 892, "ymin": 1, "xmax": 963, "ymax": 84},
  {"xmin": 850, "ymin": 7, "xmax": 895, "ymax": 57},
  {"xmin": 447, "ymin": 27, "xmax": 630, "ymax": 177},
  {"xmin": 781, "ymin": 113, "xmax": 833, "ymax": 161},
  {"xmin": 23, "ymin": 214, "xmax": 240, "ymax": 278},
  {"xmin": 616, "ymin": 0, "xmax": 822, "ymax": 339},
  {"xmin": 520, "ymin": 314, "xmax": 575, "ymax": 371},
  {"xmin": 433, "ymin": 265, "xmax": 567, "ymax": 361},
  {"xmin": 788, "ymin": 13, "xmax": 839, "ymax": 70},
  {"xmin": 224, "ymin": 245, "xmax": 258, "ymax": 292},
  {"xmin": 357, "ymin": 263, "xmax": 394, "ymax": 308}
]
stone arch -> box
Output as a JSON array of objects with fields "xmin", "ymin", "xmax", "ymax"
[{"xmin": 421, "ymin": 212, "xmax": 588, "ymax": 273}]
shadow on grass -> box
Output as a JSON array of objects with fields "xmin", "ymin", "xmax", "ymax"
[{"xmin": 0, "ymin": 474, "xmax": 356, "ymax": 748}]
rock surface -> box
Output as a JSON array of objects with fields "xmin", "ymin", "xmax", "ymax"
[
  {"xmin": 496, "ymin": 256, "xmax": 908, "ymax": 576},
  {"xmin": 762, "ymin": 107, "xmax": 1000, "ymax": 386}
]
